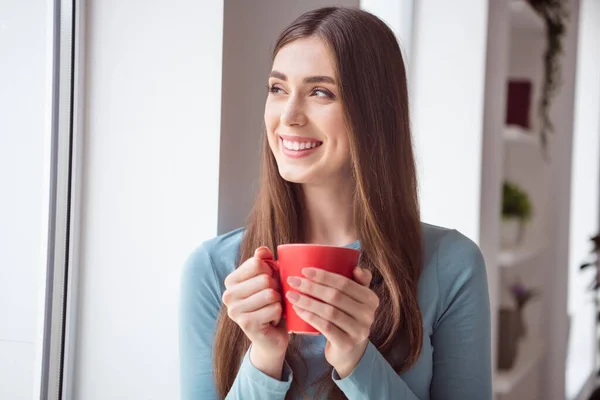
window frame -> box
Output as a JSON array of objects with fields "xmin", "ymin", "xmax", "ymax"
[{"xmin": 39, "ymin": 0, "xmax": 84, "ymax": 398}]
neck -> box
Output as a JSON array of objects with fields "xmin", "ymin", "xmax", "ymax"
[{"xmin": 300, "ymin": 179, "xmax": 358, "ymax": 247}]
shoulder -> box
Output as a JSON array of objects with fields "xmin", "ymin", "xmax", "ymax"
[
  {"xmin": 421, "ymin": 223, "xmax": 489, "ymax": 324},
  {"xmin": 421, "ymin": 223, "xmax": 487, "ymax": 301},
  {"xmin": 182, "ymin": 228, "xmax": 245, "ymax": 294},
  {"xmin": 422, "ymin": 222, "xmax": 486, "ymax": 278},
  {"xmin": 200, "ymin": 227, "xmax": 245, "ymax": 265}
]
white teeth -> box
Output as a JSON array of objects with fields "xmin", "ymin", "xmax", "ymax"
[{"xmin": 282, "ymin": 138, "xmax": 321, "ymax": 151}]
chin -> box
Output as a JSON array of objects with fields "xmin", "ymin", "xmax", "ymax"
[{"xmin": 277, "ymin": 168, "xmax": 312, "ymax": 184}]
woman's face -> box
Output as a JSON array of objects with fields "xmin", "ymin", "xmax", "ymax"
[{"xmin": 265, "ymin": 37, "xmax": 352, "ymax": 186}]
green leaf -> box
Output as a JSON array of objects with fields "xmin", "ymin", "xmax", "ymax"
[{"xmin": 502, "ymin": 181, "xmax": 533, "ymax": 221}]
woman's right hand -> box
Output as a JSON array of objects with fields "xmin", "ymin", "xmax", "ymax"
[{"xmin": 222, "ymin": 247, "xmax": 289, "ymax": 379}]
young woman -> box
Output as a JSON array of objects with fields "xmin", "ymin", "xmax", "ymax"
[{"xmin": 180, "ymin": 6, "xmax": 491, "ymax": 400}]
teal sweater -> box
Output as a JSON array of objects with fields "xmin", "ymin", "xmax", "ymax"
[{"xmin": 179, "ymin": 223, "xmax": 492, "ymax": 399}]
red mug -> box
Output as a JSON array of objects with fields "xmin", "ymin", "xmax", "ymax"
[{"xmin": 263, "ymin": 244, "xmax": 360, "ymax": 335}]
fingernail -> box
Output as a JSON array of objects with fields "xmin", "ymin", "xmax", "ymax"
[
  {"xmin": 286, "ymin": 292, "xmax": 300, "ymax": 303},
  {"xmin": 288, "ymin": 276, "xmax": 301, "ymax": 288},
  {"xmin": 302, "ymin": 268, "xmax": 316, "ymax": 278},
  {"xmin": 255, "ymin": 246, "xmax": 271, "ymax": 257}
]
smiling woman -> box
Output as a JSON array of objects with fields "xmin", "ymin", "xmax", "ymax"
[
  {"xmin": 179, "ymin": 6, "xmax": 492, "ymax": 400},
  {"xmin": 265, "ymin": 37, "xmax": 350, "ymax": 187}
]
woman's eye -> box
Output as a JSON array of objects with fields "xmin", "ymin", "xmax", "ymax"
[
  {"xmin": 312, "ymin": 88, "xmax": 335, "ymax": 99},
  {"xmin": 268, "ymin": 85, "xmax": 284, "ymax": 94}
]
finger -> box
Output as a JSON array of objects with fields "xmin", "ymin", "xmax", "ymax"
[
  {"xmin": 227, "ymin": 288, "xmax": 281, "ymax": 316},
  {"xmin": 239, "ymin": 302, "xmax": 282, "ymax": 332},
  {"xmin": 222, "ymin": 273, "xmax": 279, "ymax": 304},
  {"xmin": 225, "ymin": 257, "xmax": 272, "ymax": 288},
  {"xmin": 272, "ymin": 314, "xmax": 286, "ymax": 329},
  {"xmin": 352, "ymin": 267, "xmax": 372, "ymax": 287},
  {"xmin": 292, "ymin": 305, "xmax": 349, "ymax": 346},
  {"xmin": 351, "ymin": 268, "xmax": 379, "ymax": 309},
  {"xmin": 287, "ymin": 276, "xmax": 364, "ymax": 316},
  {"xmin": 301, "ymin": 268, "xmax": 371, "ymax": 303},
  {"xmin": 287, "ymin": 291, "xmax": 365, "ymax": 338}
]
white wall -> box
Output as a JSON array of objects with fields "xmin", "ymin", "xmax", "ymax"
[
  {"xmin": 0, "ymin": 1, "xmax": 52, "ymax": 399},
  {"xmin": 566, "ymin": 0, "xmax": 600, "ymax": 397},
  {"xmin": 218, "ymin": 0, "xmax": 359, "ymax": 234},
  {"xmin": 410, "ymin": 0, "xmax": 489, "ymax": 242},
  {"xmin": 72, "ymin": 1, "xmax": 224, "ymax": 399}
]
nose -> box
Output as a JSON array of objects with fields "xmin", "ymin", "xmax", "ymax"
[{"xmin": 280, "ymin": 96, "xmax": 307, "ymax": 127}]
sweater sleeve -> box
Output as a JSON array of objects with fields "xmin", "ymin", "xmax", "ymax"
[
  {"xmin": 332, "ymin": 341, "xmax": 420, "ymax": 399},
  {"xmin": 179, "ymin": 244, "xmax": 293, "ymax": 400},
  {"xmin": 226, "ymin": 347, "xmax": 293, "ymax": 399},
  {"xmin": 429, "ymin": 231, "xmax": 492, "ymax": 399},
  {"xmin": 332, "ymin": 231, "xmax": 492, "ymax": 400}
]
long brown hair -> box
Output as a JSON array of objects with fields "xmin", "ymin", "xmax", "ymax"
[{"xmin": 213, "ymin": 7, "xmax": 423, "ymax": 399}]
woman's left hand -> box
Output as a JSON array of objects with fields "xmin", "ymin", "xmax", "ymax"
[{"xmin": 286, "ymin": 267, "xmax": 380, "ymax": 379}]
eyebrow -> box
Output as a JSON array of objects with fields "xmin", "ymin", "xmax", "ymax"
[{"xmin": 269, "ymin": 70, "xmax": 336, "ymax": 85}]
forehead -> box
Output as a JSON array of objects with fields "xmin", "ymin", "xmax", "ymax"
[{"xmin": 272, "ymin": 37, "xmax": 337, "ymax": 79}]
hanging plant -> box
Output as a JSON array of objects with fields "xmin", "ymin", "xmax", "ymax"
[
  {"xmin": 580, "ymin": 233, "xmax": 600, "ymax": 291},
  {"xmin": 528, "ymin": 0, "xmax": 568, "ymax": 158}
]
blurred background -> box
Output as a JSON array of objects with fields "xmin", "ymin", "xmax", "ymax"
[{"xmin": 1, "ymin": 0, "xmax": 599, "ymax": 399}]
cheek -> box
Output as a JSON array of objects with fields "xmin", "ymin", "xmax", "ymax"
[
  {"xmin": 264, "ymin": 106, "xmax": 279, "ymax": 151},
  {"xmin": 264, "ymin": 98, "xmax": 281, "ymax": 129},
  {"xmin": 321, "ymin": 109, "xmax": 350, "ymax": 148},
  {"xmin": 324, "ymin": 113, "xmax": 352, "ymax": 167}
]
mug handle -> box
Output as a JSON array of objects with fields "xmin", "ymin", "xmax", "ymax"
[
  {"xmin": 262, "ymin": 257, "xmax": 279, "ymax": 280},
  {"xmin": 259, "ymin": 255, "xmax": 286, "ymax": 319}
]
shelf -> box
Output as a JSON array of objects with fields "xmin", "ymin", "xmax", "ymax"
[
  {"xmin": 495, "ymin": 337, "xmax": 546, "ymax": 395},
  {"xmin": 504, "ymin": 125, "xmax": 539, "ymax": 146},
  {"xmin": 499, "ymin": 242, "xmax": 546, "ymax": 267},
  {"xmin": 509, "ymin": 0, "xmax": 545, "ymax": 36}
]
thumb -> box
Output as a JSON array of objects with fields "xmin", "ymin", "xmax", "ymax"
[
  {"xmin": 254, "ymin": 247, "xmax": 278, "ymax": 280},
  {"xmin": 271, "ymin": 313, "xmax": 287, "ymax": 329},
  {"xmin": 353, "ymin": 267, "xmax": 372, "ymax": 287},
  {"xmin": 254, "ymin": 246, "xmax": 274, "ymax": 260}
]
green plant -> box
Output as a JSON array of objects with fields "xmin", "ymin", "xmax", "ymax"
[
  {"xmin": 502, "ymin": 181, "xmax": 533, "ymax": 221},
  {"xmin": 528, "ymin": 0, "xmax": 569, "ymax": 157}
]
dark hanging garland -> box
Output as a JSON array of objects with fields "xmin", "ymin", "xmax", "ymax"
[{"xmin": 528, "ymin": 0, "xmax": 568, "ymax": 158}]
